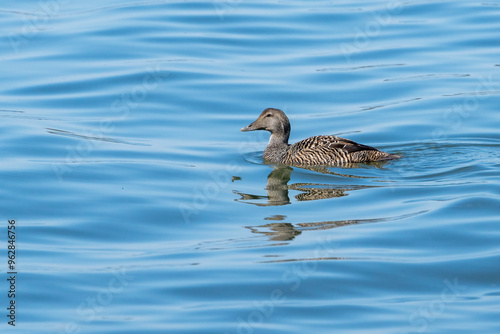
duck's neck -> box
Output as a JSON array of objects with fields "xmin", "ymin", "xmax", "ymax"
[
  {"xmin": 269, "ymin": 120, "xmax": 290, "ymax": 147},
  {"xmin": 263, "ymin": 131, "xmax": 290, "ymax": 163},
  {"xmin": 268, "ymin": 132, "xmax": 289, "ymax": 147}
]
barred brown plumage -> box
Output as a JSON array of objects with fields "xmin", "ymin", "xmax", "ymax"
[{"xmin": 241, "ymin": 108, "xmax": 400, "ymax": 166}]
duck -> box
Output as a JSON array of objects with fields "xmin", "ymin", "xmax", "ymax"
[{"xmin": 241, "ymin": 108, "xmax": 400, "ymax": 166}]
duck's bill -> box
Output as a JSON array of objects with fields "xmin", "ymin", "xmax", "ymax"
[{"xmin": 240, "ymin": 123, "xmax": 255, "ymax": 132}]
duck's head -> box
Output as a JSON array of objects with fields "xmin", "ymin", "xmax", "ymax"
[{"xmin": 241, "ymin": 108, "xmax": 290, "ymax": 137}]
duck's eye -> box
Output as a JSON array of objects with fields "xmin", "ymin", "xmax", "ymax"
[{"xmin": 265, "ymin": 114, "xmax": 272, "ymax": 117}]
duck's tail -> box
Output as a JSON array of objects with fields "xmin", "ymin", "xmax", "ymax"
[{"xmin": 379, "ymin": 153, "xmax": 402, "ymax": 160}]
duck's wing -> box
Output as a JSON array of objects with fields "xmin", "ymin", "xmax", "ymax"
[
  {"xmin": 293, "ymin": 135, "xmax": 379, "ymax": 153},
  {"xmin": 325, "ymin": 136, "xmax": 380, "ymax": 153}
]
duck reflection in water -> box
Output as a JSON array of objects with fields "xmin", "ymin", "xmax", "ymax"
[
  {"xmin": 234, "ymin": 164, "xmax": 392, "ymax": 241},
  {"xmin": 246, "ymin": 211, "xmax": 421, "ymax": 241},
  {"xmin": 246, "ymin": 215, "xmax": 301, "ymax": 241},
  {"xmin": 234, "ymin": 165, "xmax": 374, "ymax": 207},
  {"xmin": 245, "ymin": 214, "xmax": 381, "ymax": 241}
]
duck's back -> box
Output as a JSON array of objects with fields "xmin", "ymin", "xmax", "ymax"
[{"xmin": 280, "ymin": 135, "xmax": 393, "ymax": 165}]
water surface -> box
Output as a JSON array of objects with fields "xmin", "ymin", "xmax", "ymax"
[{"xmin": 1, "ymin": 1, "xmax": 500, "ymax": 333}]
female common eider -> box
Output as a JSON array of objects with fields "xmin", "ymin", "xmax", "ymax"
[{"xmin": 241, "ymin": 108, "xmax": 400, "ymax": 166}]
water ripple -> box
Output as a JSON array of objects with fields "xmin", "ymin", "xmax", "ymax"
[{"xmin": 2, "ymin": 1, "xmax": 500, "ymax": 333}]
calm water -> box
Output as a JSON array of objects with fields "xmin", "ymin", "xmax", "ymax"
[{"xmin": 1, "ymin": 1, "xmax": 500, "ymax": 333}]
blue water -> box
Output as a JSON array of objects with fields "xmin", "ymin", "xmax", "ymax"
[{"xmin": 1, "ymin": 1, "xmax": 500, "ymax": 333}]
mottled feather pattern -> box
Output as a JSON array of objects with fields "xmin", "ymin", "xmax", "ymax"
[{"xmin": 280, "ymin": 135, "xmax": 388, "ymax": 165}]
